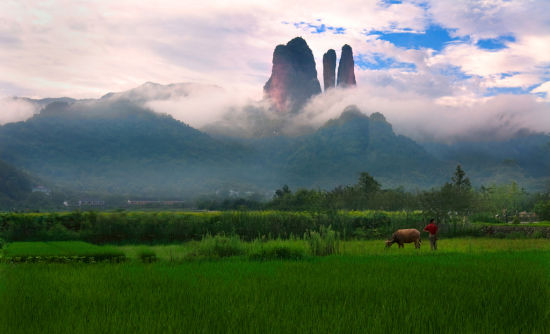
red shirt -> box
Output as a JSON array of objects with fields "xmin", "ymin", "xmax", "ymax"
[{"xmin": 424, "ymin": 223, "xmax": 438, "ymax": 235}]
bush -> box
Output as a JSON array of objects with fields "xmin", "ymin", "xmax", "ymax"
[
  {"xmin": 190, "ymin": 234, "xmax": 245, "ymax": 259},
  {"xmin": 137, "ymin": 248, "xmax": 157, "ymax": 263},
  {"xmin": 534, "ymin": 200, "xmax": 550, "ymax": 221},
  {"xmin": 1, "ymin": 241, "xmax": 125, "ymax": 263},
  {"xmin": 249, "ymin": 244, "xmax": 304, "ymax": 261},
  {"xmin": 306, "ymin": 226, "xmax": 340, "ymax": 256},
  {"xmin": 0, "ymin": 238, "xmax": 5, "ymax": 249},
  {"xmin": 470, "ymin": 213, "xmax": 503, "ymax": 224},
  {"xmin": 4, "ymin": 254, "xmax": 125, "ymax": 264},
  {"xmin": 0, "ymin": 210, "xmax": 427, "ymax": 244},
  {"xmin": 506, "ymin": 231, "xmax": 527, "ymax": 239},
  {"xmin": 512, "ymin": 216, "xmax": 520, "ymax": 224},
  {"xmin": 531, "ymin": 231, "xmax": 546, "ymax": 239}
]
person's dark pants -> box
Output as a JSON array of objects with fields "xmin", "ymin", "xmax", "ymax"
[{"xmin": 429, "ymin": 234, "xmax": 437, "ymax": 250}]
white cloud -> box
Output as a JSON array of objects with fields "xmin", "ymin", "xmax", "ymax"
[
  {"xmin": 144, "ymin": 85, "xmax": 251, "ymax": 129},
  {"xmin": 298, "ymin": 86, "xmax": 550, "ymax": 143},
  {"xmin": 0, "ymin": 0, "xmax": 430, "ymax": 100},
  {"xmin": 427, "ymin": 0, "xmax": 550, "ymax": 40},
  {"xmin": 487, "ymin": 73, "xmax": 541, "ymax": 89},
  {"xmin": 531, "ymin": 81, "xmax": 550, "ymax": 101},
  {"xmin": 0, "ymin": 98, "xmax": 39, "ymax": 125}
]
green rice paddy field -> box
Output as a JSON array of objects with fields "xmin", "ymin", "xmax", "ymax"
[{"xmin": 1, "ymin": 238, "xmax": 549, "ymax": 333}]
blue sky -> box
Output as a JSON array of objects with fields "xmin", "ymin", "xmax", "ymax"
[
  {"xmin": 354, "ymin": 53, "xmax": 416, "ymax": 71},
  {"xmin": 288, "ymin": 21, "xmax": 346, "ymax": 35},
  {"xmin": 370, "ymin": 24, "xmax": 465, "ymax": 52},
  {"xmin": 476, "ymin": 35, "xmax": 515, "ymax": 51}
]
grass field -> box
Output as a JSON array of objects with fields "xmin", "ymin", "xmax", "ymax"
[
  {"xmin": 475, "ymin": 221, "xmax": 550, "ymax": 227},
  {"xmin": 6, "ymin": 237, "xmax": 550, "ymax": 262},
  {"xmin": 119, "ymin": 238, "xmax": 550, "ymax": 261},
  {"xmin": 1, "ymin": 238, "xmax": 549, "ymax": 333},
  {"xmin": 0, "ymin": 253, "xmax": 548, "ymax": 333}
]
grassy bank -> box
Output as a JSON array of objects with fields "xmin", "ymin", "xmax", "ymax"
[
  {"xmin": 1, "ymin": 241, "xmax": 125, "ymax": 262},
  {"xmin": 4, "ymin": 238, "xmax": 550, "ymax": 262},
  {"xmin": 123, "ymin": 237, "xmax": 550, "ymax": 261}
]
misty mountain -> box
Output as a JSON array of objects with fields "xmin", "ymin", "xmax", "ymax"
[
  {"xmin": 423, "ymin": 135, "xmax": 550, "ymax": 191},
  {"xmin": 253, "ymin": 106, "xmax": 445, "ymax": 189},
  {"xmin": 100, "ymin": 81, "xmax": 223, "ymax": 103},
  {"xmin": 0, "ymin": 94, "xmax": 444, "ymax": 198},
  {"xmin": 0, "ymin": 159, "xmax": 32, "ymax": 202},
  {"xmin": 0, "ymin": 98, "xmax": 261, "ymax": 197},
  {"xmin": 14, "ymin": 96, "xmax": 78, "ymax": 108},
  {"xmin": 1, "ymin": 81, "xmax": 548, "ymax": 198}
]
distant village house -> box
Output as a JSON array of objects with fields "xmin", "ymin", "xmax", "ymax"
[
  {"xmin": 32, "ymin": 185, "xmax": 51, "ymax": 196},
  {"xmin": 127, "ymin": 200, "xmax": 185, "ymax": 207},
  {"xmin": 63, "ymin": 200, "xmax": 105, "ymax": 207}
]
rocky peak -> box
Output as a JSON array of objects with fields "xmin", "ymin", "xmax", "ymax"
[
  {"xmin": 337, "ymin": 44, "xmax": 356, "ymax": 88},
  {"xmin": 369, "ymin": 112, "xmax": 387, "ymax": 123},
  {"xmin": 322, "ymin": 49, "xmax": 336, "ymax": 91},
  {"xmin": 264, "ymin": 37, "xmax": 322, "ymax": 113}
]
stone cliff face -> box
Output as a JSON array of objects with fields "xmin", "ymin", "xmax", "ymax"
[
  {"xmin": 322, "ymin": 49, "xmax": 336, "ymax": 91},
  {"xmin": 264, "ymin": 37, "xmax": 322, "ymax": 112},
  {"xmin": 337, "ymin": 44, "xmax": 356, "ymax": 88}
]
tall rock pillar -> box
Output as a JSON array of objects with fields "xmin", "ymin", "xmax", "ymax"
[
  {"xmin": 322, "ymin": 49, "xmax": 336, "ymax": 91},
  {"xmin": 264, "ymin": 37, "xmax": 322, "ymax": 113},
  {"xmin": 337, "ymin": 44, "xmax": 356, "ymax": 88}
]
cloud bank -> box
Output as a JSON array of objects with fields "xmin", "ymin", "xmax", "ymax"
[
  {"xmin": 130, "ymin": 82, "xmax": 550, "ymax": 143},
  {"xmin": 1, "ymin": 0, "xmax": 550, "ymax": 142},
  {"xmin": 300, "ymin": 86, "xmax": 550, "ymax": 143},
  {"xmin": 0, "ymin": 98, "xmax": 39, "ymax": 125}
]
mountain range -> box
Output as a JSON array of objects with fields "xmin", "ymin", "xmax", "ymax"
[
  {"xmin": 0, "ymin": 37, "xmax": 548, "ymax": 201},
  {"xmin": 0, "ymin": 93, "xmax": 438, "ymax": 196},
  {"xmin": 1, "ymin": 86, "xmax": 548, "ymax": 199}
]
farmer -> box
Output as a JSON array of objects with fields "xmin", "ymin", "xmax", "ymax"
[{"xmin": 423, "ymin": 219, "xmax": 438, "ymax": 250}]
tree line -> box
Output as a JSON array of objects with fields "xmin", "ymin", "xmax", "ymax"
[{"xmin": 199, "ymin": 165, "xmax": 550, "ymax": 223}]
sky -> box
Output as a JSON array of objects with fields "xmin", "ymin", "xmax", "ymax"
[{"xmin": 1, "ymin": 0, "xmax": 550, "ymax": 141}]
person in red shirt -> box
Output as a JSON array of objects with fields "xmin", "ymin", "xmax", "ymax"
[{"xmin": 423, "ymin": 219, "xmax": 438, "ymax": 250}]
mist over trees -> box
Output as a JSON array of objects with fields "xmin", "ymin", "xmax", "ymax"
[{"xmin": 203, "ymin": 166, "xmax": 548, "ymax": 224}]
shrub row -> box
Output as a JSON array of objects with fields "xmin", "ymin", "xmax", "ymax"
[
  {"xmin": 0, "ymin": 210, "xmax": 481, "ymax": 243},
  {"xmin": 3, "ymin": 254, "xmax": 126, "ymax": 264},
  {"xmin": 248, "ymin": 245, "xmax": 305, "ymax": 261}
]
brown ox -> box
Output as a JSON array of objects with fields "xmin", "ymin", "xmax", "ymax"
[{"xmin": 385, "ymin": 229, "xmax": 421, "ymax": 248}]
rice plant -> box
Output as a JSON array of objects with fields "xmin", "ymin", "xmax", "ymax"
[
  {"xmin": 305, "ymin": 225, "xmax": 340, "ymax": 256},
  {"xmin": 0, "ymin": 250, "xmax": 548, "ymax": 333}
]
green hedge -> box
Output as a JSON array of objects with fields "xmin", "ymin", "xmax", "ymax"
[
  {"xmin": 2, "ymin": 241, "xmax": 125, "ymax": 263},
  {"xmin": 0, "ymin": 210, "xmax": 476, "ymax": 243}
]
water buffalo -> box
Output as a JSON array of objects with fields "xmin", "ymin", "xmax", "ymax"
[{"xmin": 385, "ymin": 229, "xmax": 421, "ymax": 248}]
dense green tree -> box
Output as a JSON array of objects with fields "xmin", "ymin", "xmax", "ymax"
[
  {"xmin": 357, "ymin": 172, "xmax": 381, "ymax": 195},
  {"xmin": 275, "ymin": 185, "xmax": 292, "ymax": 199},
  {"xmin": 447, "ymin": 165, "xmax": 474, "ymax": 215},
  {"xmin": 451, "ymin": 164, "xmax": 471, "ymax": 191},
  {"xmin": 0, "ymin": 160, "xmax": 32, "ymax": 201},
  {"xmin": 534, "ymin": 200, "xmax": 550, "ymax": 220}
]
